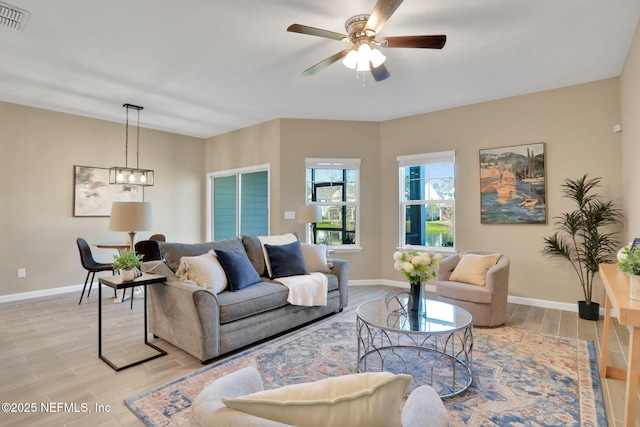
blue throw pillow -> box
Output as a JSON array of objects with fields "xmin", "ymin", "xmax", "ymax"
[
  {"xmin": 264, "ymin": 240, "xmax": 309, "ymax": 278},
  {"xmin": 215, "ymin": 249, "xmax": 262, "ymax": 291}
]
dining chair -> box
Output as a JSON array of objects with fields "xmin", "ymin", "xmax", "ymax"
[
  {"xmin": 135, "ymin": 239, "xmax": 163, "ymax": 262},
  {"xmin": 76, "ymin": 238, "xmax": 114, "ymax": 304},
  {"xmin": 149, "ymin": 234, "xmax": 166, "ymax": 242}
]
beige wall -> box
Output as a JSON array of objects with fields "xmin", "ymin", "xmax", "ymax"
[
  {"xmin": 279, "ymin": 119, "xmax": 382, "ymax": 280},
  {"xmin": 0, "ymin": 102, "xmax": 204, "ymax": 297},
  {"xmin": 204, "ymin": 119, "xmax": 281, "ymax": 235},
  {"xmin": 381, "ymin": 79, "xmax": 623, "ymax": 305},
  {"xmin": 2, "ymin": 56, "xmax": 633, "ymax": 306},
  {"xmin": 620, "ymin": 18, "xmax": 640, "ymax": 242},
  {"xmin": 205, "ymin": 118, "xmax": 382, "ymax": 279}
]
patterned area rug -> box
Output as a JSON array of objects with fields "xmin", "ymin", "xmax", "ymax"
[{"xmin": 125, "ymin": 311, "xmax": 607, "ymax": 426}]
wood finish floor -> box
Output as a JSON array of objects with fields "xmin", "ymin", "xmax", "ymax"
[{"xmin": 0, "ymin": 285, "xmax": 637, "ymax": 426}]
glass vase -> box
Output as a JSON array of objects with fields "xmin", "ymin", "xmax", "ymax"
[{"xmin": 408, "ymin": 280, "xmax": 426, "ymax": 317}]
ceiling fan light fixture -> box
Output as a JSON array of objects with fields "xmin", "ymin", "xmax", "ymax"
[
  {"xmin": 370, "ymin": 48, "xmax": 386, "ymax": 68},
  {"xmin": 342, "ymin": 49, "xmax": 358, "ymax": 69},
  {"xmin": 355, "ymin": 43, "xmax": 372, "ymax": 71}
]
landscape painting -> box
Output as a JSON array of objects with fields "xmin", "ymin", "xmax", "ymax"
[
  {"xmin": 74, "ymin": 165, "xmax": 143, "ymax": 217},
  {"xmin": 480, "ymin": 142, "xmax": 546, "ymax": 224}
]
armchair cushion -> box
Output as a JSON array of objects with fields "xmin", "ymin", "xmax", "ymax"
[
  {"xmin": 221, "ymin": 372, "xmax": 411, "ymax": 427},
  {"xmin": 449, "ymin": 253, "xmax": 501, "ymax": 286}
]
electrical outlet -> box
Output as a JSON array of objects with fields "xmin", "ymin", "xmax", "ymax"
[{"xmin": 18, "ymin": 268, "xmax": 26, "ymax": 278}]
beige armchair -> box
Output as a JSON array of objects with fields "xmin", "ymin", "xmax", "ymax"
[{"xmin": 436, "ymin": 251, "xmax": 510, "ymax": 327}]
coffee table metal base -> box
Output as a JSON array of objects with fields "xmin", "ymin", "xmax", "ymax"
[{"xmin": 356, "ymin": 305, "xmax": 473, "ymax": 397}]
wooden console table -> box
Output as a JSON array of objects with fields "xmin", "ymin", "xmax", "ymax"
[{"xmin": 599, "ymin": 263, "xmax": 640, "ymax": 427}]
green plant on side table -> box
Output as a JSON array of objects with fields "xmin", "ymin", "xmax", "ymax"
[
  {"xmin": 541, "ymin": 174, "xmax": 621, "ymax": 320},
  {"xmin": 113, "ymin": 249, "xmax": 144, "ymax": 282},
  {"xmin": 618, "ymin": 246, "xmax": 640, "ymax": 300}
]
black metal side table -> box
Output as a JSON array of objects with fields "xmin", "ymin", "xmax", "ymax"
[{"xmin": 97, "ymin": 273, "xmax": 167, "ymax": 371}]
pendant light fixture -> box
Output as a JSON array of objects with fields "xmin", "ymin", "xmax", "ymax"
[{"xmin": 109, "ymin": 103, "xmax": 154, "ymax": 186}]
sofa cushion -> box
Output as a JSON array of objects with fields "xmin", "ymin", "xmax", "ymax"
[
  {"xmin": 264, "ymin": 241, "xmax": 309, "ymax": 278},
  {"xmin": 160, "ymin": 239, "xmax": 245, "ymax": 272},
  {"xmin": 242, "ymin": 234, "xmax": 267, "ymax": 277},
  {"xmin": 175, "ymin": 251, "xmax": 227, "ymax": 294},
  {"xmin": 449, "ymin": 253, "xmax": 501, "ymax": 286},
  {"xmin": 325, "ymin": 274, "xmax": 339, "ymax": 292},
  {"xmin": 216, "ymin": 281, "xmax": 289, "ymax": 324},
  {"xmin": 436, "ymin": 279, "xmax": 494, "ymax": 304},
  {"xmin": 222, "ymin": 372, "xmax": 412, "ymax": 427},
  {"xmin": 300, "ymin": 243, "xmax": 331, "ymax": 273},
  {"xmin": 216, "ymin": 249, "xmax": 263, "ymax": 292}
]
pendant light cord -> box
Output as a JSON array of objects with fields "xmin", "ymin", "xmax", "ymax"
[{"xmin": 124, "ymin": 105, "xmax": 129, "ymax": 168}]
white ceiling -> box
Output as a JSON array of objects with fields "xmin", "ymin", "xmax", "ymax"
[{"xmin": 1, "ymin": 0, "xmax": 639, "ymax": 139}]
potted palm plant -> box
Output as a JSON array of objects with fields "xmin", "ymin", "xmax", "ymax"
[
  {"xmin": 618, "ymin": 246, "xmax": 640, "ymax": 300},
  {"xmin": 112, "ymin": 249, "xmax": 144, "ymax": 281},
  {"xmin": 542, "ymin": 174, "xmax": 621, "ymax": 320}
]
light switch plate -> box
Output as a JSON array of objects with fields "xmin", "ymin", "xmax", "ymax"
[{"xmin": 284, "ymin": 211, "xmax": 296, "ymax": 220}]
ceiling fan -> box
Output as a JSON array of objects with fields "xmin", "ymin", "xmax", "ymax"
[{"xmin": 287, "ymin": 0, "xmax": 446, "ymax": 82}]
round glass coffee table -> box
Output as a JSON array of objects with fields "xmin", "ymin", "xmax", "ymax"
[{"xmin": 356, "ymin": 294, "xmax": 473, "ymax": 397}]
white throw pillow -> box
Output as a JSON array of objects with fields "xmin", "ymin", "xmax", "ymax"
[
  {"xmin": 176, "ymin": 251, "xmax": 227, "ymax": 294},
  {"xmin": 257, "ymin": 233, "xmax": 298, "ymax": 278},
  {"xmin": 300, "ymin": 243, "xmax": 331, "ymax": 273},
  {"xmin": 449, "ymin": 253, "xmax": 501, "ymax": 286},
  {"xmin": 222, "ymin": 372, "xmax": 411, "ymax": 427}
]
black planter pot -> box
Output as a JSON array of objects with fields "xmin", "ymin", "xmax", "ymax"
[{"xmin": 578, "ymin": 301, "xmax": 600, "ymax": 321}]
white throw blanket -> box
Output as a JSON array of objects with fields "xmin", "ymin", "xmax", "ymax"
[{"xmin": 275, "ymin": 272, "xmax": 328, "ymax": 307}]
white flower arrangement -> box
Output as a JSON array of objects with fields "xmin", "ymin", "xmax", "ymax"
[{"xmin": 393, "ymin": 247, "xmax": 443, "ymax": 283}]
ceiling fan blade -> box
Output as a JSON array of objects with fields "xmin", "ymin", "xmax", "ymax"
[
  {"xmin": 370, "ymin": 63, "xmax": 390, "ymax": 82},
  {"xmin": 383, "ymin": 35, "xmax": 447, "ymax": 49},
  {"xmin": 365, "ymin": 0, "xmax": 404, "ymax": 35},
  {"xmin": 302, "ymin": 50, "xmax": 349, "ymax": 76},
  {"xmin": 287, "ymin": 24, "xmax": 347, "ymax": 41}
]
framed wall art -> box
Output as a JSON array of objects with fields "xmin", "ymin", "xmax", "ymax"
[
  {"xmin": 479, "ymin": 142, "xmax": 547, "ymax": 224},
  {"xmin": 73, "ymin": 165, "xmax": 144, "ymax": 217}
]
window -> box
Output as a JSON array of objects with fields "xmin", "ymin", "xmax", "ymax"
[
  {"xmin": 208, "ymin": 166, "xmax": 269, "ymax": 241},
  {"xmin": 398, "ymin": 151, "xmax": 455, "ymax": 249},
  {"xmin": 306, "ymin": 158, "xmax": 360, "ymax": 250}
]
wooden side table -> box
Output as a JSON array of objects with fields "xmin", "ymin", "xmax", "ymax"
[
  {"xmin": 97, "ymin": 273, "xmax": 167, "ymax": 371},
  {"xmin": 599, "ymin": 263, "xmax": 640, "ymax": 427}
]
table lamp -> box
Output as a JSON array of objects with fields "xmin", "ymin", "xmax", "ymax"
[
  {"xmin": 109, "ymin": 202, "xmax": 153, "ymax": 251},
  {"xmin": 298, "ymin": 205, "xmax": 322, "ymax": 243}
]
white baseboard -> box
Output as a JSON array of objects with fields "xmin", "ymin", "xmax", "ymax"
[
  {"xmin": 1, "ymin": 279, "xmax": 612, "ymax": 318},
  {"xmin": 0, "ymin": 284, "xmax": 84, "ymax": 304},
  {"xmin": 348, "ymin": 279, "xmax": 613, "ymax": 317}
]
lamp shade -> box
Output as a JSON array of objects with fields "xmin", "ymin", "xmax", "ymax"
[
  {"xmin": 109, "ymin": 202, "xmax": 153, "ymax": 232},
  {"xmin": 298, "ymin": 205, "xmax": 322, "ymax": 224}
]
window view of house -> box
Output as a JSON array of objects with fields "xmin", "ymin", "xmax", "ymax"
[
  {"xmin": 398, "ymin": 152, "xmax": 455, "ymax": 249},
  {"xmin": 306, "ymin": 159, "xmax": 360, "ymax": 247}
]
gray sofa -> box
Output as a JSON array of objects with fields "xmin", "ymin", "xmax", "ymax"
[{"xmin": 141, "ymin": 236, "xmax": 349, "ymax": 363}]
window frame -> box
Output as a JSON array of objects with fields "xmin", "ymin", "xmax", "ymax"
[
  {"xmin": 207, "ymin": 164, "xmax": 270, "ymax": 241},
  {"xmin": 305, "ymin": 158, "xmax": 361, "ymax": 252},
  {"xmin": 397, "ymin": 151, "xmax": 456, "ymax": 252}
]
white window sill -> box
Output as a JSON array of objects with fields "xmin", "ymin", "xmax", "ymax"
[
  {"xmin": 395, "ymin": 246, "xmax": 456, "ymax": 256},
  {"xmin": 328, "ymin": 246, "xmax": 363, "ymax": 254}
]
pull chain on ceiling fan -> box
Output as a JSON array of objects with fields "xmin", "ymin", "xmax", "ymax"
[{"xmin": 287, "ymin": 0, "xmax": 446, "ymax": 82}]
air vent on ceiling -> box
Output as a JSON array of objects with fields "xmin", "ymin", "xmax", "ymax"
[{"xmin": 0, "ymin": 2, "xmax": 29, "ymax": 31}]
